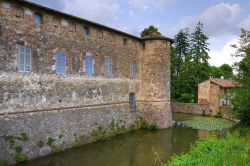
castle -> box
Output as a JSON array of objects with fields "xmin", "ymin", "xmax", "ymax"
[{"xmin": 0, "ymin": 0, "xmax": 173, "ymax": 163}]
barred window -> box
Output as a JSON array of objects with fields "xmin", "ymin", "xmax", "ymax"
[{"xmin": 18, "ymin": 46, "xmax": 31, "ymax": 73}]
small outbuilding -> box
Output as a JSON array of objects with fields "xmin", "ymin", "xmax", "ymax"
[{"xmin": 198, "ymin": 78, "xmax": 235, "ymax": 116}]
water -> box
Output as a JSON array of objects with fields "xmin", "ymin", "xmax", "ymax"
[{"xmin": 17, "ymin": 114, "xmax": 220, "ymax": 166}]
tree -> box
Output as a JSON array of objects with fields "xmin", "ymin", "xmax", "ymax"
[
  {"xmin": 232, "ymin": 29, "xmax": 250, "ymax": 125},
  {"xmin": 140, "ymin": 25, "xmax": 162, "ymax": 38},
  {"xmin": 173, "ymin": 28, "xmax": 190, "ymax": 77},
  {"xmin": 209, "ymin": 64, "xmax": 233, "ymax": 79},
  {"xmin": 219, "ymin": 64, "xmax": 233, "ymax": 79},
  {"xmin": 189, "ymin": 22, "xmax": 210, "ymax": 101}
]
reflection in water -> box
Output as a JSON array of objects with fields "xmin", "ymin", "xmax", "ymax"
[{"xmin": 17, "ymin": 126, "xmax": 202, "ymax": 166}]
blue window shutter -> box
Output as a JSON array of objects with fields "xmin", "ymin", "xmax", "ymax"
[
  {"xmin": 85, "ymin": 55, "xmax": 93, "ymax": 76},
  {"xmin": 56, "ymin": 52, "xmax": 66, "ymax": 75},
  {"xmin": 34, "ymin": 14, "xmax": 42, "ymax": 25},
  {"xmin": 106, "ymin": 59, "xmax": 112, "ymax": 78},
  {"xmin": 18, "ymin": 46, "xmax": 31, "ymax": 73},
  {"xmin": 130, "ymin": 63, "xmax": 135, "ymax": 79}
]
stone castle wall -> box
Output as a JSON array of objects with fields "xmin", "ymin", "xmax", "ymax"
[{"xmin": 0, "ymin": 0, "xmax": 173, "ymax": 164}]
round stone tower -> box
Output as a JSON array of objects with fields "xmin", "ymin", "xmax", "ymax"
[{"xmin": 138, "ymin": 34, "xmax": 173, "ymax": 128}]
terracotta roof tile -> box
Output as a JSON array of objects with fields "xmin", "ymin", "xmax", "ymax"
[{"xmin": 209, "ymin": 78, "xmax": 235, "ymax": 88}]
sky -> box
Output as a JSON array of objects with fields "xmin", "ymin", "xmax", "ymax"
[{"xmin": 28, "ymin": 0, "xmax": 250, "ymax": 67}]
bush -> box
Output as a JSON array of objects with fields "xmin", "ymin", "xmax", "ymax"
[
  {"xmin": 177, "ymin": 93, "xmax": 195, "ymax": 103},
  {"xmin": 164, "ymin": 133, "xmax": 250, "ymax": 166}
]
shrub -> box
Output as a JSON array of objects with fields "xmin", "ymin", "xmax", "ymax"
[
  {"xmin": 164, "ymin": 133, "xmax": 250, "ymax": 166},
  {"xmin": 177, "ymin": 93, "xmax": 195, "ymax": 103}
]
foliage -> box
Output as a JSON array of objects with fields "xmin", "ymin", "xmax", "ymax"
[
  {"xmin": 210, "ymin": 64, "xmax": 233, "ymax": 79},
  {"xmin": 232, "ymin": 29, "xmax": 250, "ymax": 125},
  {"xmin": 165, "ymin": 133, "xmax": 250, "ymax": 166},
  {"xmin": 140, "ymin": 25, "xmax": 162, "ymax": 38},
  {"xmin": 141, "ymin": 119, "xmax": 158, "ymax": 130},
  {"xmin": 37, "ymin": 140, "xmax": 44, "ymax": 149},
  {"xmin": 17, "ymin": 133, "xmax": 29, "ymax": 142},
  {"xmin": 47, "ymin": 137, "xmax": 55, "ymax": 147},
  {"xmin": 182, "ymin": 117, "xmax": 234, "ymax": 130},
  {"xmin": 177, "ymin": 93, "xmax": 195, "ymax": 103},
  {"xmin": 170, "ymin": 22, "xmax": 210, "ymax": 102},
  {"xmin": 0, "ymin": 159, "xmax": 9, "ymax": 166}
]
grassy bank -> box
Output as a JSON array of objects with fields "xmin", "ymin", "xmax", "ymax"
[
  {"xmin": 165, "ymin": 125, "xmax": 250, "ymax": 166},
  {"xmin": 165, "ymin": 132, "xmax": 249, "ymax": 166}
]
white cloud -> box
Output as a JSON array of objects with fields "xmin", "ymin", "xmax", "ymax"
[
  {"xmin": 209, "ymin": 37, "xmax": 242, "ymax": 67},
  {"xmin": 168, "ymin": 3, "xmax": 241, "ymax": 37},
  {"xmin": 238, "ymin": 15, "xmax": 250, "ymax": 29},
  {"xmin": 63, "ymin": 0, "xmax": 120, "ymax": 25},
  {"xmin": 128, "ymin": 0, "xmax": 175, "ymax": 10}
]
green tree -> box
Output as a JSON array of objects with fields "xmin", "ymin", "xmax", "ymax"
[
  {"xmin": 140, "ymin": 25, "xmax": 162, "ymax": 38},
  {"xmin": 190, "ymin": 22, "xmax": 210, "ymax": 101},
  {"xmin": 232, "ymin": 29, "xmax": 250, "ymax": 125},
  {"xmin": 209, "ymin": 64, "xmax": 233, "ymax": 79},
  {"xmin": 219, "ymin": 64, "xmax": 233, "ymax": 79},
  {"xmin": 173, "ymin": 28, "xmax": 190, "ymax": 77}
]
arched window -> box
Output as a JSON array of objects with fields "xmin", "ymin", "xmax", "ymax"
[
  {"xmin": 18, "ymin": 46, "xmax": 32, "ymax": 73},
  {"xmin": 56, "ymin": 52, "xmax": 66, "ymax": 75}
]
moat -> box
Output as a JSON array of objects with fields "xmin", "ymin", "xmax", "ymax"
[{"xmin": 16, "ymin": 114, "xmax": 224, "ymax": 166}]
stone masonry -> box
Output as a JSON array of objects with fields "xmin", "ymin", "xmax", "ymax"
[{"xmin": 0, "ymin": 0, "xmax": 173, "ymax": 164}]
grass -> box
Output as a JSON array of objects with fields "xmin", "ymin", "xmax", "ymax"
[
  {"xmin": 182, "ymin": 117, "xmax": 234, "ymax": 130},
  {"xmin": 164, "ymin": 132, "xmax": 250, "ymax": 166}
]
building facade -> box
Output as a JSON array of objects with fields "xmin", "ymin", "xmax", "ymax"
[
  {"xmin": 198, "ymin": 78, "xmax": 235, "ymax": 116},
  {"xmin": 0, "ymin": 0, "xmax": 173, "ymax": 163}
]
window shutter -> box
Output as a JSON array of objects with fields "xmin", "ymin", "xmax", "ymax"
[
  {"xmin": 56, "ymin": 52, "xmax": 66, "ymax": 75},
  {"xmin": 106, "ymin": 59, "xmax": 112, "ymax": 78},
  {"xmin": 85, "ymin": 55, "xmax": 93, "ymax": 76},
  {"xmin": 130, "ymin": 63, "xmax": 135, "ymax": 79},
  {"xmin": 25, "ymin": 47, "xmax": 31, "ymax": 72},
  {"xmin": 18, "ymin": 46, "xmax": 25, "ymax": 72}
]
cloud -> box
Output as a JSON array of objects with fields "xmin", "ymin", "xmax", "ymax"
[
  {"xmin": 238, "ymin": 15, "xmax": 250, "ymax": 29},
  {"xmin": 28, "ymin": 0, "xmax": 121, "ymax": 25},
  {"xmin": 27, "ymin": 0, "xmax": 67, "ymax": 10},
  {"xmin": 168, "ymin": 3, "xmax": 241, "ymax": 37},
  {"xmin": 209, "ymin": 37, "xmax": 242, "ymax": 67},
  {"xmin": 127, "ymin": 0, "xmax": 175, "ymax": 10},
  {"xmin": 63, "ymin": 0, "xmax": 120, "ymax": 24}
]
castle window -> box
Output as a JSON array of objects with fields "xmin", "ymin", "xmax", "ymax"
[
  {"xmin": 72, "ymin": 56, "xmax": 79, "ymax": 74},
  {"xmin": 129, "ymin": 93, "xmax": 135, "ymax": 112},
  {"xmin": 130, "ymin": 63, "xmax": 135, "ymax": 79},
  {"xmin": 83, "ymin": 26, "xmax": 89, "ymax": 37},
  {"xmin": 14, "ymin": 8, "xmax": 24, "ymax": 18},
  {"xmin": 56, "ymin": 52, "xmax": 66, "ymax": 75},
  {"xmin": 69, "ymin": 22, "xmax": 76, "ymax": 32},
  {"xmin": 123, "ymin": 38, "xmax": 127, "ymax": 45},
  {"xmin": 106, "ymin": 59, "xmax": 112, "ymax": 78},
  {"xmin": 2, "ymin": 2, "xmax": 10, "ymax": 9},
  {"xmin": 34, "ymin": 13, "xmax": 42, "ymax": 25},
  {"xmin": 85, "ymin": 54, "xmax": 93, "ymax": 76},
  {"xmin": 18, "ymin": 46, "xmax": 32, "ymax": 73}
]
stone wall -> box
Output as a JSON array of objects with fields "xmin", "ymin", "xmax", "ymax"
[
  {"xmin": 171, "ymin": 102, "xmax": 211, "ymax": 116},
  {"xmin": 0, "ymin": 0, "xmax": 173, "ymax": 164}
]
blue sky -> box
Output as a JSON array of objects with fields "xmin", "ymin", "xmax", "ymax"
[{"xmin": 28, "ymin": 0, "xmax": 250, "ymax": 66}]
